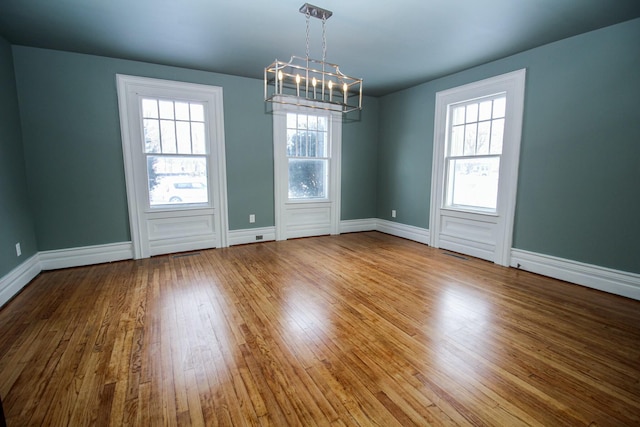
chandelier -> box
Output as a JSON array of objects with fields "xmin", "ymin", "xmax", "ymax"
[{"xmin": 264, "ymin": 3, "xmax": 363, "ymax": 113}]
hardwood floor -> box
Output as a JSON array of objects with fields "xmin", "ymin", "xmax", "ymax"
[{"xmin": 0, "ymin": 232, "xmax": 639, "ymax": 426}]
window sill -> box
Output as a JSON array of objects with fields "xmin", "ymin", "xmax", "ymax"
[
  {"xmin": 441, "ymin": 206, "xmax": 498, "ymax": 217},
  {"xmin": 286, "ymin": 199, "xmax": 331, "ymax": 205}
]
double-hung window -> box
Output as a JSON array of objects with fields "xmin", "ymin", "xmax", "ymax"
[
  {"xmin": 286, "ymin": 112, "xmax": 329, "ymax": 200},
  {"xmin": 142, "ymin": 98, "xmax": 209, "ymax": 207},
  {"xmin": 272, "ymin": 100, "xmax": 342, "ymax": 241},
  {"xmin": 445, "ymin": 95, "xmax": 506, "ymax": 212}
]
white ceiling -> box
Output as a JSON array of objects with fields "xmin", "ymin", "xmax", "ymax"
[{"xmin": 1, "ymin": 0, "xmax": 639, "ymax": 96}]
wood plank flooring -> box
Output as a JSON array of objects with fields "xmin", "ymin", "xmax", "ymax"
[{"xmin": 0, "ymin": 231, "xmax": 639, "ymax": 426}]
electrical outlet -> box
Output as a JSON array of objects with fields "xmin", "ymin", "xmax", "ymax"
[
  {"xmin": 249, "ymin": 214, "xmax": 256, "ymax": 223},
  {"xmin": 391, "ymin": 209, "xmax": 396, "ymax": 218},
  {"xmin": 16, "ymin": 242, "xmax": 21, "ymax": 257}
]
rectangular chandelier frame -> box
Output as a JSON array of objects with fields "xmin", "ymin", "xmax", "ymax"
[{"xmin": 265, "ymin": 56, "xmax": 363, "ymax": 113}]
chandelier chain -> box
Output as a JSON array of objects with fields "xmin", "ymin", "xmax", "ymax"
[
  {"xmin": 305, "ymin": 12, "xmax": 311, "ymax": 60},
  {"xmin": 322, "ymin": 16, "xmax": 327, "ymax": 63}
]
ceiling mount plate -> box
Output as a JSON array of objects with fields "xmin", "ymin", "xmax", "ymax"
[{"xmin": 299, "ymin": 3, "xmax": 332, "ymax": 20}]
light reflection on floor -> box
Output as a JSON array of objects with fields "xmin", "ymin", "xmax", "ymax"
[
  {"xmin": 434, "ymin": 286, "xmax": 492, "ymax": 385},
  {"xmin": 169, "ymin": 283, "xmax": 233, "ymax": 381},
  {"xmin": 284, "ymin": 283, "xmax": 328, "ymax": 344}
]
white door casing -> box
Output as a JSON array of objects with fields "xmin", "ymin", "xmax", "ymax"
[
  {"xmin": 116, "ymin": 75, "xmax": 229, "ymax": 258},
  {"xmin": 430, "ymin": 69, "xmax": 526, "ymax": 266},
  {"xmin": 272, "ymin": 96, "xmax": 342, "ymax": 240}
]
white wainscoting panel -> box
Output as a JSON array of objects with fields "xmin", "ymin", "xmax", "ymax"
[
  {"xmin": 511, "ymin": 248, "xmax": 640, "ymax": 301},
  {"xmin": 147, "ymin": 214, "xmax": 217, "ymax": 256},
  {"xmin": 440, "ymin": 214, "xmax": 496, "ymax": 245},
  {"xmin": 147, "ymin": 214, "xmax": 215, "ymax": 240},
  {"xmin": 285, "ymin": 204, "xmax": 332, "ymax": 239},
  {"xmin": 438, "ymin": 212, "xmax": 497, "ymax": 262},
  {"xmin": 438, "ymin": 235, "xmax": 494, "ymax": 262},
  {"xmin": 148, "ymin": 236, "xmax": 218, "ymax": 257}
]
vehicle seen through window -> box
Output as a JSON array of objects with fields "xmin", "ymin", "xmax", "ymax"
[{"xmin": 150, "ymin": 176, "xmax": 208, "ymax": 205}]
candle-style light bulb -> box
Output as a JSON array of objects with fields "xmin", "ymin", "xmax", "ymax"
[
  {"xmin": 295, "ymin": 74, "xmax": 301, "ymax": 97},
  {"xmin": 343, "ymin": 82, "xmax": 348, "ymax": 104},
  {"xmin": 328, "ymin": 80, "xmax": 333, "ymax": 102},
  {"xmin": 278, "ymin": 71, "xmax": 284, "ymax": 94},
  {"xmin": 312, "ymin": 77, "xmax": 317, "ymax": 99}
]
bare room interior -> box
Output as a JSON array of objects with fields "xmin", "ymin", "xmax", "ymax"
[{"xmin": 0, "ymin": 0, "xmax": 639, "ymax": 425}]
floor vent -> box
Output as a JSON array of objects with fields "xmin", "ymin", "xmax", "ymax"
[
  {"xmin": 442, "ymin": 252, "xmax": 468, "ymax": 260},
  {"xmin": 173, "ymin": 252, "xmax": 201, "ymax": 259}
]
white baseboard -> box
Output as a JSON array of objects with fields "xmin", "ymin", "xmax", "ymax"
[
  {"xmin": 375, "ymin": 219, "xmax": 430, "ymax": 245},
  {"xmin": 39, "ymin": 242, "xmax": 133, "ymax": 270},
  {"xmin": 340, "ymin": 218, "xmax": 377, "ymax": 233},
  {"xmin": 226, "ymin": 220, "xmax": 425, "ymax": 245},
  {"xmin": 0, "ymin": 255, "xmax": 41, "ymax": 307},
  {"xmin": 228, "ymin": 226, "xmax": 276, "ymax": 246},
  {"xmin": 511, "ymin": 249, "xmax": 640, "ymax": 301}
]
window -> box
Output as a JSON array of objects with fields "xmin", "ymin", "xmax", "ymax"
[
  {"xmin": 286, "ymin": 112, "xmax": 329, "ymax": 199},
  {"xmin": 142, "ymin": 98, "xmax": 209, "ymax": 206},
  {"xmin": 445, "ymin": 95, "xmax": 506, "ymax": 212}
]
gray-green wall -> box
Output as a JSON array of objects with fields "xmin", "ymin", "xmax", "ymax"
[
  {"xmin": 377, "ymin": 18, "xmax": 640, "ymax": 273},
  {"xmin": 2, "ymin": 18, "xmax": 638, "ymax": 280},
  {"xmin": 10, "ymin": 46, "xmax": 378, "ymax": 252},
  {"xmin": 0, "ymin": 36, "xmax": 37, "ymax": 277},
  {"xmin": 342, "ymin": 104, "xmax": 379, "ymax": 220}
]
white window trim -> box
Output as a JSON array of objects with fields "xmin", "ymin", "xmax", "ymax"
[
  {"xmin": 272, "ymin": 96, "xmax": 342, "ymax": 241},
  {"xmin": 430, "ymin": 69, "xmax": 526, "ymax": 266},
  {"xmin": 116, "ymin": 75, "xmax": 229, "ymax": 257}
]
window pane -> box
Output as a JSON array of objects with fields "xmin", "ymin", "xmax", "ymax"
[
  {"xmin": 148, "ymin": 155, "xmax": 208, "ymax": 206},
  {"xmin": 478, "ymin": 100, "xmax": 492, "ymax": 121},
  {"xmin": 285, "ymin": 113, "xmax": 330, "ymax": 200},
  {"xmin": 190, "ymin": 103, "xmax": 204, "ymax": 122},
  {"xmin": 159, "ymin": 100, "xmax": 174, "ymax": 119},
  {"xmin": 308, "ymin": 115, "xmax": 317, "ymax": 130},
  {"xmin": 175, "ymin": 102, "xmax": 190, "ymax": 121},
  {"xmin": 176, "ymin": 121, "xmax": 191, "ymax": 154},
  {"xmin": 288, "ymin": 158, "xmax": 327, "ymax": 199},
  {"xmin": 307, "ymin": 132, "xmax": 317, "ymax": 157},
  {"xmin": 287, "ymin": 113, "xmax": 297, "ymax": 129},
  {"xmin": 160, "ymin": 120, "xmax": 177, "ymax": 153},
  {"xmin": 476, "ymin": 121, "xmax": 491, "ymax": 155},
  {"xmin": 298, "ymin": 132, "xmax": 308, "ymax": 156},
  {"xmin": 452, "ymin": 106, "xmax": 465, "ymax": 126},
  {"xmin": 298, "ymin": 114, "xmax": 308, "ymax": 129},
  {"xmin": 490, "ymin": 118, "xmax": 504, "ymax": 154},
  {"xmin": 450, "ymin": 125, "xmax": 464, "ymax": 156},
  {"xmin": 317, "ymin": 116, "xmax": 327, "ymax": 131},
  {"xmin": 191, "ymin": 122, "xmax": 206, "ymax": 154},
  {"xmin": 143, "ymin": 119, "xmax": 160, "ymax": 153},
  {"xmin": 316, "ymin": 131, "xmax": 328, "ymax": 157},
  {"xmin": 289, "ymin": 131, "xmax": 327, "ymax": 158},
  {"xmin": 142, "ymin": 98, "xmax": 158, "ymax": 118},
  {"xmin": 465, "ymin": 103, "xmax": 478, "ymax": 123},
  {"xmin": 464, "ymin": 123, "xmax": 477, "ymax": 155},
  {"xmin": 446, "ymin": 157, "xmax": 500, "ymax": 211},
  {"xmin": 493, "ymin": 97, "xmax": 506, "ymax": 119},
  {"xmin": 287, "ymin": 130, "xmax": 298, "ymax": 156}
]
